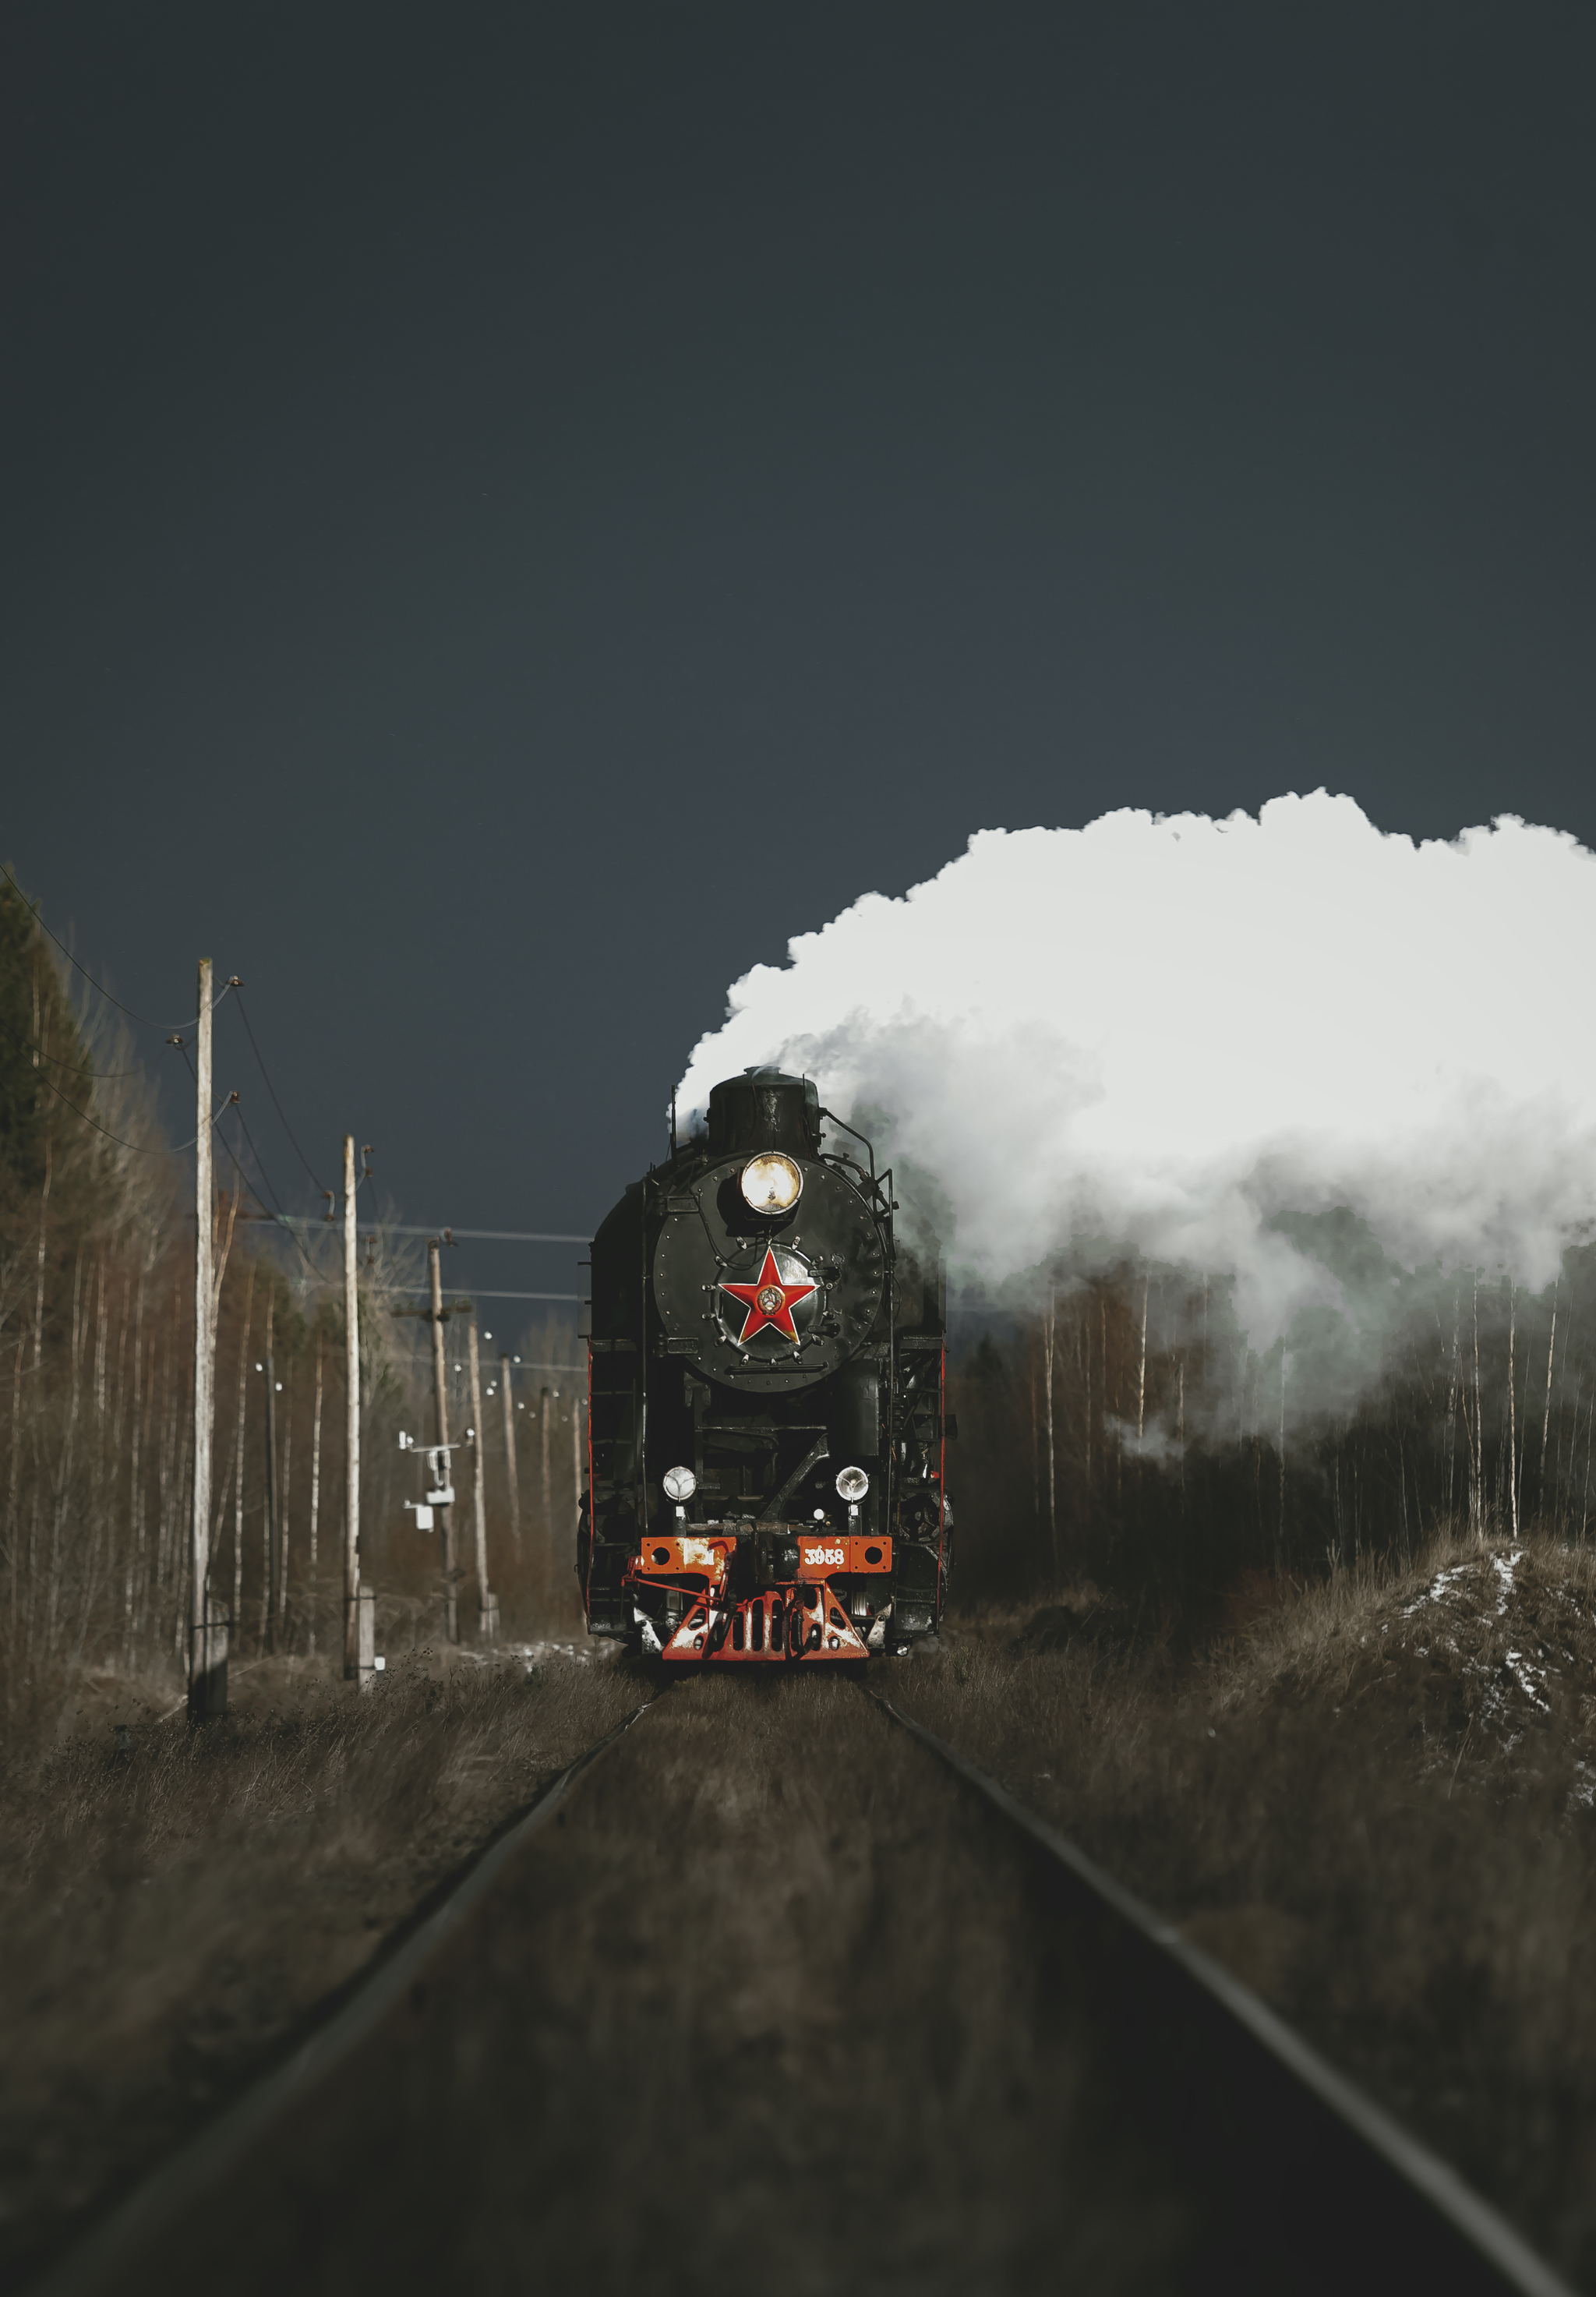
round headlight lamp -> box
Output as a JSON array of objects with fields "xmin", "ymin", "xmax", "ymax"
[
  {"xmin": 740, "ymin": 1152, "xmax": 803, "ymax": 1214},
  {"xmin": 835, "ymin": 1466, "xmax": 870, "ymax": 1503},
  {"xmin": 662, "ymin": 1466, "xmax": 697, "ymax": 1504}
]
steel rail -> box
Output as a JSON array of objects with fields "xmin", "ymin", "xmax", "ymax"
[
  {"xmin": 26, "ymin": 1694, "xmax": 661, "ymax": 2297},
  {"xmin": 867, "ymin": 1689, "xmax": 1573, "ymax": 2297}
]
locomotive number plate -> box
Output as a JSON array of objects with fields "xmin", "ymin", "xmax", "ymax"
[
  {"xmin": 801, "ymin": 1542, "xmax": 847, "ymax": 1571},
  {"xmin": 799, "ymin": 1537, "xmax": 893, "ymax": 1574}
]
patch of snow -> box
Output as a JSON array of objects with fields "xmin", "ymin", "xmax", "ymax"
[
  {"xmin": 1401, "ymin": 1562, "xmax": 1474, "ymax": 1618},
  {"xmin": 1502, "ymin": 1648, "xmax": 1551, "ymax": 1713},
  {"xmin": 1492, "ymin": 1550, "xmax": 1524, "ymax": 1616}
]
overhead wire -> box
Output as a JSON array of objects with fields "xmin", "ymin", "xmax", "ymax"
[
  {"xmin": 212, "ymin": 1104, "xmax": 264, "ymax": 1211},
  {"xmin": 27, "ymin": 1055, "xmax": 210, "ymax": 1156},
  {"xmin": 176, "ymin": 1003, "xmax": 353, "ymax": 1286},
  {"xmin": 233, "ymin": 1104, "xmax": 332, "ymax": 1285},
  {"xmin": 0, "ymin": 863, "xmax": 200, "ymax": 1032},
  {"xmin": 8, "ymin": 905, "xmax": 509, "ymax": 1310},
  {"xmin": 212, "ymin": 1109, "xmax": 327, "ymax": 1287},
  {"xmin": 0, "ymin": 1013, "xmax": 150, "ymax": 1081},
  {"xmin": 231, "ymin": 987, "xmax": 328, "ymax": 1196}
]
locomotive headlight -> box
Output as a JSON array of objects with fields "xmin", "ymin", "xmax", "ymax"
[
  {"xmin": 740, "ymin": 1152, "xmax": 803, "ymax": 1214},
  {"xmin": 662, "ymin": 1466, "xmax": 697, "ymax": 1504},
  {"xmin": 835, "ymin": 1466, "xmax": 870, "ymax": 1503}
]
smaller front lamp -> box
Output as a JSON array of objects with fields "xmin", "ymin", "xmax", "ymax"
[
  {"xmin": 835, "ymin": 1466, "xmax": 870, "ymax": 1504},
  {"xmin": 740, "ymin": 1152, "xmax": 803, "ymax": 1214},
  {"xmin": 662, "ymin": 1466, "xmax": 697, "ymax": 1504}
]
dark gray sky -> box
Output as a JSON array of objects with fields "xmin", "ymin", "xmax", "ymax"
[{"xmin": 5, "ymin": 2, "xmax": 1594, "ymax": 1307}]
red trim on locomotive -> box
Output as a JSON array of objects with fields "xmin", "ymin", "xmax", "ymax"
[{"xmin": 622, "ymin": 1530, "xmax": 887, "ymax": 1663}]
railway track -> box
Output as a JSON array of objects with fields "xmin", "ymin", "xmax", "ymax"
[
  {"xmin": 27, "ymin": 1673, "xmax": 1574, "ymax": 2297},
  {"xmin": 864, "ymin": 1689, "xmax": 1571, "ymax": 2297}
]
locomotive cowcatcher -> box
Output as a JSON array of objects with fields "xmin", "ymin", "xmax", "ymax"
[{"xmin": 578, "ymin": 1069, "xmax": 951, "ymax": 1663}]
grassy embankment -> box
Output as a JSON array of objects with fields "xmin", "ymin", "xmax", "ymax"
[
  {"xmin": 897, "ymin": 1527, "xmax": 1596, "ymax": 2289},
  {"xmin": 0, "ymin": 1645, "xmax": 644, "ymax": 2284},
  {"xmin": 9, "ymin": 1529, "xmax": 1596, "ymax": 2288}
]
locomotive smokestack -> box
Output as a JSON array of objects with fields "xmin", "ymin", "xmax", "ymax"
[{"xmin": 707, "ymin": 1068, "xmax": 821, "ymax": 1161}]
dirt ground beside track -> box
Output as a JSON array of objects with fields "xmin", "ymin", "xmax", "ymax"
[{"xmin": 0, "ymin": 1645, "xmax": 642, "ymax": 2285}]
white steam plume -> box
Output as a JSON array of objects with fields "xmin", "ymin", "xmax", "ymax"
[{"xmin": 677, "ymin": 793, "xmax": 1596, "ymax": 1382}]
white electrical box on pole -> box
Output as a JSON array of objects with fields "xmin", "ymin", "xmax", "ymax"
[
  {"xmin": 187, "ymin": 957, "xmax": 224, "ymax": 1723},
  {"xmin": 429, "ymin": 1237, "xmax": 461, "ymax": 1643},
  {"xmin": 344, "ymin": 1133, "xmax": 364, "ymax": 1683},
  {"xmin": 467, "ymin": 1322, "xmax": 498, "ymax": 1641}
]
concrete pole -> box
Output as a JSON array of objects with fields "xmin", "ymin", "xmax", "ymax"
[
  {"xmin": 499, "ymin": 1352, "xmax": 520, "ymax": 1552},
  {"xmin": 539, "ymin": 1386, "xmax": 553, "ymax": 1535},
  {"xmin": 539, "ymin": 1385, "xmax": 552, "ymax": 1617},
  {"xmin": 186, "ymin": 958, "xmax": 219, "ymax": 1721},
  {"xmin": 263, "ymin": 1336, "xmax": 279, "ymax": 1654},
  {"xmin": 467, "ymin": 1322, "xmax": 496, "ymax": 1639},
  {"xmin": 343, "ymin": 1134, "xmax": 361, "ymax": 1678},
  {"xmin": 429, "ymin": 1239, "xmax": 459, "ymax": 1643}
]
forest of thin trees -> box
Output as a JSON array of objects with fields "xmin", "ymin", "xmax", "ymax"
[
  {"xmin": 949, "ymin": 1243, "xmax": 1596, "ymax": 1610},
  {"xmin": 0, "ymin": 879, "xmax": 584, "ymax": 1714}
]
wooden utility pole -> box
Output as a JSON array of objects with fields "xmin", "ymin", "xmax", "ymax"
[
  {"xmin": 307, "ymin": 1330, "xmax": 323, "ymax": 1656},
  {"xmin": 539, "ymin": 1385, "xmax": 553, "ymax": 1617},
  {"xmin": 571, "ymin": 1391, "xmax": 583, "ymax": 1525},
  {"xmin": 187, "ymin": 957, "xmax": 224, "ymax": 1721},
  {"xmin": 263, "ymin": 1311, "xmax": 279, "ymax": 1655},
  {"xmin": 343, "ymin": 1134, "xmax": 362, "ymax": 1679},
  {"xmin": 467, "ymin": 1322, "xmax": 497, "ymax": 1640},
  {"xmin": 539, "ymin": 1386, "xmax": 553, "ymax": 1534},
  {"xmin": 429, "ymin": 1238, "xmax": 460, "ymax": 1642},
  {"xmin": 499, "ymin": 1352, "xmax": 520, "ymax": 1551}
]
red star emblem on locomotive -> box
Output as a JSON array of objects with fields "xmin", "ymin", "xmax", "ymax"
[{"xmin": 719, "ymin": 1246, "xmax": 817, "ymax": 1342}]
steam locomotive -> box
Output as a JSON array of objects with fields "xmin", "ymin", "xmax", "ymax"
[{"xmin": 578, "ymin": 1068, "xmax": 951, "ymax": 1663}]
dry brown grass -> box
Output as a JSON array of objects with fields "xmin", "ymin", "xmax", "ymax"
[
  {"xmin": 0, "ymin": 1645, "xmax": 646, "ymax": 2283},
  {"xmin": 72, "ymin": 1673, "xmax": 1240, "ymax": 2295},
  {"xmin": 898, "ymin": 1528, "xmax": 1596, "ymax": 2288},
  {"xmin": 14, "ymin": 1539, "xmax": 1596, "ymax": 2288}
]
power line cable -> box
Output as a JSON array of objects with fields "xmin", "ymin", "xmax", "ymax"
[
  {"xmin": 29, "ymin": 1055, "xmax": 228, "ymax": 1156},
  {"xmin": 393, "ymin": 1287, "xmax": 582, "ymax": 1301},
  {"xmin": 214, "ymin": 1109, "xmax": 326, "ymax": 1287},
  {"xmin": 231, "ymin": 987, "xmax": 327, "ymax": 1195},
  {"xmin": 182, "ymin": 1035, "xmax": 341, "ymax": 1285},
  {"xmin": 0, "ymin": 864, "xmax": 203, "ymax": 1033},
  {"xmin": 274, "ymin": 1220, "xmax": 591, "ymax": 1242},
  {"xmin": 233, "ymin": 1104, "xmax": 330, "ymax": 1285},
  {"xmin": 0, "ymin": 1012, "xmax": 150, "ymax": 1081},
  {"xmin": 213, "ymin": 1106, "xmax": 270, "ymax": 1221},
  {"xmin": 232, "ymin": 1104, "xmax": 291, "ymax": 1218}
]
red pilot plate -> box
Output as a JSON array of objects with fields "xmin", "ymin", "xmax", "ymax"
[{"xmin": 635, "ymin": 1534, "xmax": 730, "ymax": 1572}]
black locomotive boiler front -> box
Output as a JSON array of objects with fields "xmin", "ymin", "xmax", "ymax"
[{"xmin": 578, "ymin": 1068, "xmax": 949, "ymax": 1660}]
